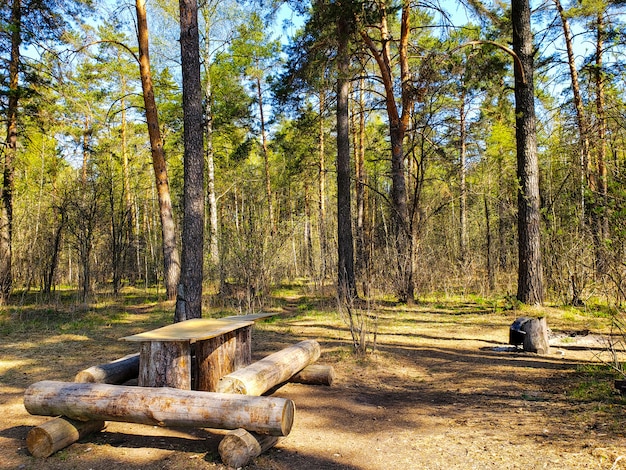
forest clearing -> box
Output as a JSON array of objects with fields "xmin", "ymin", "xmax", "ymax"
[
  {"xmin": 1, "ymin": 289, "xmax": 626, "ymax": 469},
  {"xmin": 2, "ymin": 1, "xmax": 626, "ymax": 467}
]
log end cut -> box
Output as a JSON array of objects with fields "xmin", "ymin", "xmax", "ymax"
[{"xmin": 280, "ymin": 398, "xmax": 295, "ymax": 437}]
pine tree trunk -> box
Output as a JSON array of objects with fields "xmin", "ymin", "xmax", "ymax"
[
  {"xmin": 135, "ymin": 0, "xmax": 181, "ymax": 301},
  {"xmin": 177, "ymin": 0, "xmax": 205, "ymax": 320},
  {"xmin": 360, "ymin": 4, "xmax": 414, "ymax": 303},
  {"xmin": 318, "ymin": 92, "xmax": 328, "ymax": 281},
  {"xmin": 204, "ymin": 36, "xmax": 220, "ymax": 266},
  {"xmin": 336, "ymin": 16, "xmax": 356, "ymax": 300},
  {"xmin": 355, "ymin": 78, "xmax": 369, "ymax": 296},
  {"xmin": 201, "ymin": 7, "xmax": 219, "ymax": 270},
  {"xmin": 512, "ymin": 0, "xmax": 544, "ymax": 305}
]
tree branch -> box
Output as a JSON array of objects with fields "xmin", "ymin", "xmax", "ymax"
[{"xmin": 454, "ymin": 40, "xmax": 526, "ymax": 84}]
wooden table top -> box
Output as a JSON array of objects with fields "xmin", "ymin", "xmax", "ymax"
[
  {"xmin": 120, "ymin": 318, "xmax": 254, "ymax": 343},
  {"xmin": 221, "ymin": 312, "xmax": 279, "ymax": 322}
]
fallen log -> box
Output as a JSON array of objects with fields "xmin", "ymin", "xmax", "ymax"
[
  {"xmin": 24, "ymin": 381, "xmax": 294, "ymax": 436},
  {"xmin": 74, "ymin": 353, "xmax": 140, "ymax": 384},
  {"xmin": 26, "ymin": 417, "xmax": 105, "ymax": 458},
  {"xmin": 218, "ymin": 428, "xmax": 279, "ymax": 468},
  {"xmin": 216, "ymin": 340, "xmax": 321, "ymax": 396},
  {"xmin": 289, "ymin": 364, "xmax": 335, "ymax": 386}
]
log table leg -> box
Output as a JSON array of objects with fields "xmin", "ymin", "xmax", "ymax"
[
  {"xmin": 195, "ymin": 325, "xmax": 252, "ymax": 392},
  {"xmin": 139, "ymin": 340, "xmax": 191, "ymax": 389}
]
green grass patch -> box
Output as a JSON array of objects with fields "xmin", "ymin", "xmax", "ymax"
[{"xmin": 569, "ymin": 364, "xmax": 624, "ymax": 402}]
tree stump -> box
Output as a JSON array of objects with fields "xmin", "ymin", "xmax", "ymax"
[{"xmin": 510, "ymin": 316, "xmax": 550, "ymax": 354}]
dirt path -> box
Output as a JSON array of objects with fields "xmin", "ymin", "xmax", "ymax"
[{"xmin": 1, "ymin": 301, "xmax": 625, "ymax": 469}]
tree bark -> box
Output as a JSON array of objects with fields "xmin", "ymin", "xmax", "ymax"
[
  {"xmin": 138, "ymin": 341, "xmax": 191, "ymax": 389},
  {"xmin": 135, "ymin": 0, "xmax": 180, "ymax": 300},
  {"xmin": 512, "ymin": 0, "xmax": 544, "ymax": 305},
  {"xmin": 336, "ymin": 15, "xmax": 357, "ymax": 300},
  {"xmin": 318, "ymin": 92, "xmax": 328, "ymax": 281},
  {"xmin": 177, "ymin": 0, "xmax": 205, "ymax": 320},
  {"xmin": 24, "ymin": 381, "xmax": 295, "ymax": 436},
  {"xmin": 216, "ymin": 340, "xmax": 321, "ymax": 396}
]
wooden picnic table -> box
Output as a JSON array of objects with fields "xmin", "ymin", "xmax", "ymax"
[{"xmin": 120, "ymin": 314, "xmax": 277, "ymax": 391}]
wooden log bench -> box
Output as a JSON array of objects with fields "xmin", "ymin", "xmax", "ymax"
[
  {"xmin": 217, "ymin": 339, "xmax": 321, "ymax": 396},
  {"xmin": 74, "ymin": 355, "xmax": 334, "ymax": 388},
  {"xmin": 27, "ymin": 350, "xmax": 143, "ymax": 458},
  {"xmin": 24, "ymin": 381, "xmax": 295, "ymax": 436}
]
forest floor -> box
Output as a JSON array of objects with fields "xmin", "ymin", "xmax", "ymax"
[{"xmin": 1, "ymin": 290, "xmax": 626, "ymax": 469}]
